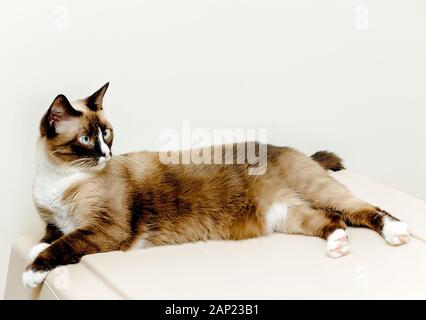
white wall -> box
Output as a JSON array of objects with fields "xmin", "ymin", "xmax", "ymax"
[{"xmin": 1, "ymin": 0, "xmax": 425, "ymax": 296}]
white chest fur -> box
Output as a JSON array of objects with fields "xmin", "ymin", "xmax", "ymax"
[{"xmin": 33, "ymin": 145, "xmax": 89, "ymax": 234}]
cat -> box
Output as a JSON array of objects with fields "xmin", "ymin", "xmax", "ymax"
[{"xmin": 23, "ymin": 83, "xmax": 410, "ymax": 288}]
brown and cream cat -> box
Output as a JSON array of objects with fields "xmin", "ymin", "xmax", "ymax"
[{"xmin": 23, "ymin": 83, "xmax": 410, "ymax": 288}]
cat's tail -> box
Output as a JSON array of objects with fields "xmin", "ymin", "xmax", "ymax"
[{"xmin": 311, "ymin": 151, "xmax": 345, "ymax": 172}]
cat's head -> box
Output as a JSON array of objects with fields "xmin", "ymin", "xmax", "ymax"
[{"xmin": 39, "ymin": 83, "xmax": 114, "ymax": 171}]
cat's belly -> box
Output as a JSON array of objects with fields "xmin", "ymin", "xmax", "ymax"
[
  {"xmin": 264, "ymin": 202, "xmax": 289, "ymax": 233},
  {"xmin": 130, "ymin": 198, "xmax": 295, "ymax": 248}
]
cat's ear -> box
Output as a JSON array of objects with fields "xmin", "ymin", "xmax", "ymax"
[
  {"xmin": 48, "ymin": 94, "xmax": 81, "ymax": 124},
  {"xmin": 40, "ymin": 94, "xmax": 81, "ymax": 137},
  {"xmin": 84, "ymin": 82, "xmax": 109, "ymax": 111}
]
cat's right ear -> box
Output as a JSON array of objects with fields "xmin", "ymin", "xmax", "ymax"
[{"xmin": 40, "ymin": 94, "xmax": 81, "ymax": 137}]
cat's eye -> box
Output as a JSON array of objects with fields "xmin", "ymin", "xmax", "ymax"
[
  {"xmin": 103, "ymin": 129, "xmax": 111, "ymax": 140},
  {"xmin": 79, "ymin": 135, "xmax": 90, "ymax": 145}
]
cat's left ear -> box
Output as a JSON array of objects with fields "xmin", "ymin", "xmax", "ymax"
[{"xmin": 84, "ymin": 82, "xmax": 109, "ymax": 111}]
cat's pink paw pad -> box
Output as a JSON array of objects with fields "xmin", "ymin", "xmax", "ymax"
[
  {"xmin": 382, "ymin": 218, "xmax": 409, "ymax": 246},
  {"xmin": 326, "ymin": 229, "xmax": 350, "ymax": 258}
]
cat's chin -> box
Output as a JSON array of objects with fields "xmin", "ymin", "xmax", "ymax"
[
  {"xmin": 92, "ymin": 158, "xmax": 111, "ymax": 171},
  {"xmin": 93, "ymin": 162, "xmax": 107, "ymax": 171}
]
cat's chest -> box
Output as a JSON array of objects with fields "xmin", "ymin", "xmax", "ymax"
[{"xmin": 33, "ymin": 170, "xmax": 89, "ymax": 234}]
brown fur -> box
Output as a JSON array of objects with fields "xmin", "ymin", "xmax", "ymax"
[
  {"xmin": 40, "ymin": 224, "xmax": 63, "ymax": 244},
  {"xmin": 27, "ymin": 84, "xmax": 403, "ymax": 275}
]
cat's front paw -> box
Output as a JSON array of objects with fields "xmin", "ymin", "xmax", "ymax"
[
  {"xmin": 22, "ymin": 268, "xmax": 48, "ymax": 288},
  {"xmin": 28, "ymin": 243, "xmax": 50, "ymax": 262},
  {"xmin": 326, "ymin": 229, "xmax": 351, "ymax": 258},
  {"xmin": 382, "ymin": 218, "xmax": 410, "ymax": 246}
]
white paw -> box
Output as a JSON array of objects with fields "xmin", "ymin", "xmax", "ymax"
[
  {"xmin": 382, "ymin": 218, "xmax": 410, "ymax": 246},
  {"xmin": 326, "ymin": 229, "xmax": 351, "ymax": 258},
  {"xmin": 22, "ymin": 269, "xmax": 48, "ymax": 288},
  {"xmin": 28, "ymin": 243, "xmax": 50, "ymax": 262}
]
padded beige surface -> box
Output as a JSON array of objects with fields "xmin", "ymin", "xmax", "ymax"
[{"xmin": 4, "ymin": 171, "xmax": 426, "ymax": 299}]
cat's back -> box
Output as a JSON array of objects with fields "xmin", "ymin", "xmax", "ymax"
[{"xmin": 116, "ymin": 148, "xmax": 253, "ymax": 194}]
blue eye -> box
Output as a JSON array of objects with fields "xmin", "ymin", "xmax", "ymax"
[{"xmin": 79, "ymin": 135, "xmax": 90, "ymax": 145}]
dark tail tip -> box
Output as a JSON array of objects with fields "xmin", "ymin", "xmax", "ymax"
[{"xmin": 311, "ymin": 151, "xmax": 345, "ymax": 172}]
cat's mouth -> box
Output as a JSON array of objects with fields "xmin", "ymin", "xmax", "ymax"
[
  {"xmin": 98, "ymin": 155, "xmax": 111, "ymax": 164},
  {"xmin": 95, "ymin": 154, "xmax": 112, "ymax": 170}
]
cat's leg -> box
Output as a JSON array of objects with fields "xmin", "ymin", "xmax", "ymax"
[
  {"xmin": 274, "ymin": 203, "xmax": 350, "ymax": 258},
  {"xmin": 279, "ymin": 149, "xmax": 410, "ymax": 246},
  {"xmin": 22, "ymin": 226, "xmax": 121, "ymax": 288},
  {"xmin": 339, "ymin": 203, "xmax": 409, "ymax": 246},
  {"xmin": 295, "ymin": 172, "xmax": 410, "ymax": 245},
  {"xmin": 28, "ymin": 224, "xmax": 63, "ymax": 262}
]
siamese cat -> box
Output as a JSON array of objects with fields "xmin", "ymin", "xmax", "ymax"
[{"xmin": 23, "ymin": 83, "xmax": 409, "ymax": 288}]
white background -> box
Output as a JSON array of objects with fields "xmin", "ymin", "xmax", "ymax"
[{"xmin": 0, "ymin": 0, "xmax": 425, "ymax": 296}]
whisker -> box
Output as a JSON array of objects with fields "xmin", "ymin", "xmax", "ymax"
[{"xmin": 59, "ymin": 158, "xmax": 93, "ymax": 171}]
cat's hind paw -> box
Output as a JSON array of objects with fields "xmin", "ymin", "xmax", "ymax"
[
  {"xmin": 382, "ymin": 218, "xmax": 410, "ymax": 246},
  {"xmin": 326, "ymin": 229, "xmax": 351, "ymax": 258}
]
